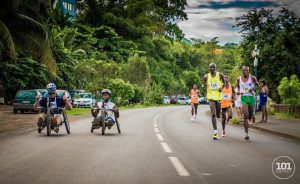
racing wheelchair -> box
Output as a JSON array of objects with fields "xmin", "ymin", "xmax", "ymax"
[{"xmin": 91, "ymin": 107, "xmax": 121, "ymax": 135}]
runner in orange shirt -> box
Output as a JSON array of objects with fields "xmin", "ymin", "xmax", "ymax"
[
  {"xmin": 189, "ymin": 84, "xmax": 201, "ymax": 121},
  {"xmin": 220, "ymin": 75, "xmax": 235, "ymax": 137}
]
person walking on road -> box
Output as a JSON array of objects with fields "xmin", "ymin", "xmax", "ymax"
[
  {"xmin": 203, "ymin": 63, "xmax": 224, "ymax": 140},
  {"xmin": 259, "ymin": 79, "xmax": 269, "ymax": 123},
  {"xmin": 237, "ymin": 66, "xmax": 259, "ymax": 140},
  {"xmin": 189, "ymin": 84, "xmax": 201, "ymax": 120},
  {"xmin": 221, "ymin": 75, "xmax": 235, "ymax": 137}
]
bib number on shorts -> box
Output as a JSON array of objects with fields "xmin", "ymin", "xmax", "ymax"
[{"xmin": 209, "ymin": 83, "xmax": 219, "ymax": 90}]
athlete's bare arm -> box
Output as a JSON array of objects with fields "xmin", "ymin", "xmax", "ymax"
[
  {"xmin": 220, "ymin": 73, "xmax": 225, "ymax": 83},
  {"xmin": 231, "ymin": 85, "xmax": 236, "ymax": 99},
  {"xmin": 236, "ymin": 78, "xmax": 240, "ymax": 94},
  {"xmin": 197, "ymin": 89, "xmax": 201, "ymax": 97},
  {"xmin": 219, "ymin": 73, "xmax": 225, "ymax": 92},
  {"xmin": 203, "ymin": 75, "xmax": 208, "ymax": 87},
  {"xmin": 252, "ymin": 76, "xmax": 259, "ymax": 88}
]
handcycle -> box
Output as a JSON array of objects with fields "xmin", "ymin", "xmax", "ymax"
[
  {"xmin": 37, "ymin": 107, "xmax": 70, "ymax": 136},
  {"xmin": 91, "ymin": 107, "xmax": 121, "ymax": 135}
]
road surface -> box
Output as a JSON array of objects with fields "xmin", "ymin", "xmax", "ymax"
[{"xmin": 0, "ymin": 105, "xmax": 299, "ymax": 184}]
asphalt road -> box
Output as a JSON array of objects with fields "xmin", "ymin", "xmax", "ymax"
[{"xmin": 0, "ymin": 105, "xmax": 299, "ymax": 184}]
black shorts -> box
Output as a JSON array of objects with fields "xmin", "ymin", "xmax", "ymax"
[
  {"xmin": 221, "ymin": 106, "xmax": 231, "ymax": 113},
  {"xmin": 209, "ymin": 100, "xmax": 221, "ymax": 118}
]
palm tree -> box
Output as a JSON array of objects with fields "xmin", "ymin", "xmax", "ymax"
[{"xmin": 0, "ymin": 0, "xmax": 57, "ymax": 74}]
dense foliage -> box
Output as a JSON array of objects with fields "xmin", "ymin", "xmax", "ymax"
[
  {"xmin": 236, "ymin": 8, "xmax": 300, "ymax": 102},
  {"xmin": 1, "ymin": 0, "xmax": 299, "ymax": 105}
]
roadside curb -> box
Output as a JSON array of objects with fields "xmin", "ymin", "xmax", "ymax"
[{"xmin": 248, "ymin": 124, "xmax": 300, "ymax": 142}]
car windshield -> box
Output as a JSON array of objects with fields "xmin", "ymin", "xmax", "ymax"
[
  {"xmin": 56, "ymin": 91, "xmax": 65, "ymax": 97},
  {"xmin": 179, "ymin": 97, "xmax": 185, "ymax": 100},
  {"xmin": 16, "ymin": 91, "xmax": 37, "ymax": 98},
  {"xmin": 79, "ymin": 93, "xmax": 92, "ymax": 98}
]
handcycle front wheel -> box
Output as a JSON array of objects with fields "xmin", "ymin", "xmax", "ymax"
[
  {"xmin": 101, "ymin": 115, "xmax": 106, "ymax": 135},
  {"xmin": 46, "ymin": 115, "xmax": 52, "ymax": 136},
  {"xmin": 116, "ymin": 118, "xmax": 121, "ymax": 134},
  {"xmin": 63, "ymin": 112, "xmax": 70, "ymax": 134}
]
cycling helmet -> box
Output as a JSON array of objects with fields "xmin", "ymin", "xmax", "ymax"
[
  {"xmin": 101, "ymin": 89, "xmax": 111, "ymax": 95},
  {"xmin": 46, "ymin": 83, "xmax": 56, "ymax": 93}
]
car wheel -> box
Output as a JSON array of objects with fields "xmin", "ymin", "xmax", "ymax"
[
  {"xmin": 13, "ymin": 109, "xmax": 17, "ymax": 114},
  {"xmin": 20, "ymin": 110, "xmax": 24, "ymax": 114}
]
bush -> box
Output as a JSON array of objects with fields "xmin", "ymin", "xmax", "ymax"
[
  {"xmin": 144, "ymin": 83, "xmax": 164, "ymax": 105},
  {"xmin": 106, "ymin": 78, "xmax": 134, "ymax": 105},
  {"xmin": 268, "ymin": 106, "xmax": 276, "ymax": 115},
  {"xmin": 277, "ymin": 75, "xmax": 300, "ymax": 106}
]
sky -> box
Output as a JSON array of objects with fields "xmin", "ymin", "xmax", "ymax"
[{"xmin": 177, "ymin": 0, "xmax": 300, "ymax": 45}]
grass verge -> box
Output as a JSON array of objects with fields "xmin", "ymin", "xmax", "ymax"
[{"xmin": 274, "ymin": 112, "xmax": 299, "ymax": 120}]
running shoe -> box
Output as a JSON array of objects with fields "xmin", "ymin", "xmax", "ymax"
[
  {"xmin": 213, "ymin": 133, "xmax": 219, "ymax": 140},
  {"xmin": 191, "ymin": 117, "xmax": 194, "ymax": 121},
  {"xmin": 244, "ymin": 134, "xmax": 250, "ymax": 140},
  {"xmin": 194, "ymin": 115, "xmax": 196, "ymax": 119}
]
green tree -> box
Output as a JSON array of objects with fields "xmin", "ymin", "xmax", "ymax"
[
  {"xmin": 277, "ymin": 75, "xmax": 300, "ymax": 106},
  {"xmin": 0, "ymin": 0, "xmax": 57, "ymax": 73},
  {"xmin": 182, "ymin": 71, "xmax": 201, "ymax": 90},
  {"xmin": 107, "ymin": 78, "xmax": 134, "ymax": 105},
  {"xmin": 236, "ymin": 8, "xmax": 300, "ymax": 102},
  {"xmin": 121, "ymin": 53, "xmax": 150, "ymax": 86}
]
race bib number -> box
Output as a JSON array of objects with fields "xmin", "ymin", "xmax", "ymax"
[
  {"xmin": 223, "ymin": 94, "xmax": 231, "ymax": 100},
  {"xmin": 209, "ymin": 83, "xmax": 219, "ymax": 90},
  {"xmin": 241, "ymin": 86, "xmax": 251, "ymax": 93},
  {"xmin": 192, "ymin": 95, "xmax": 197, "ymax": 99}
]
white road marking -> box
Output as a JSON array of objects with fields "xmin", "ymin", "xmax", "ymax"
[
  {"xmin": 169, "ymin": 157, "xmax": 190, "ymax": 176},
  {"xmin": 201, "ymin": 173, "xmax": 212, "ymax": 176},
  {"xmin": 156, "ymin": 133, "xmax": 164, "ymax": 141},
  {"xmin": 153, "ymin": 124, "xmax": 158, "ymax": 128},
  {"xmin": 160, "ymin": 142, "xmax": 172, "ymax": 153},
  {"xmin": 154, "ymin": 128, "xmax": 160, "ymax": 133}
]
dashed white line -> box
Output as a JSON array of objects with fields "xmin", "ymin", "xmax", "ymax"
[
  {"xmin": 153, "ymin": 124, "xmax": 158, "ymax": 128},
  {"xmin": 160, "ymin": 142, "xmax": 172, "ymax": 153},
  {"xmin": 154, "ymin": 128, "xmax": 160, "ymax": 133},
  {"xmin": 156, "ymin": 133, "xmax": 164, "ymax": 141},
  {"xmin": 169, "ymin": 157, "xmax": 190, "ymax": 176},
  {"xmin": 201, "ymin": 173, "xmax": 212, "ymax": 176}
]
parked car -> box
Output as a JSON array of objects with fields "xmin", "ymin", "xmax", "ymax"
[
  {"xmin": 73, "ymin": 93, "xmax": 94, "ymax": 107},
  {"xmin": 43, "ymin": 90, "xmax": 72, "ymax": 103},
  {"xmin": 163, "ymin": 96, "xmax": 170, "ymax": 104},
  {"xmin": 34, "ymin": 89, "xmax": 48, "ymax": 97},
  {"xmin": 177, "ymin": 97, "xmax": 187, "ymax": 105},
  {"xmin": 199, "ymin": 97, "xmax": 208, "ymax": 104},
  {"xmin": 185, "ymin": 97, "xmax": 191, "ymax": 105},
  {"xmin": 170, "ymin": 96, "xmax": 178, "ymax": 104},
  {"xmin": 13, "ymin": 90, "xmax": 41, "ymax": 113}
]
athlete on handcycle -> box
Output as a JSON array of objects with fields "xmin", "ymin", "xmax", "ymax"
[
  {"xmin": 91, "ymin": 89, "xmax": 120, "ymax": 134},
  {"xmin": 34, "ymin": 83, "xmax": 72, "ymax": 133}
]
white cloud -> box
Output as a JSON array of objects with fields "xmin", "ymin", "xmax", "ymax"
[{"xmin": 179, "ymin": 0, "xmax": 296, "ymax": 45}]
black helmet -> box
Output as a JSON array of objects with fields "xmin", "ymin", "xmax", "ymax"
[{"xmin": 101, "ymin": 89, "xmax": 111, "ymax": 95}]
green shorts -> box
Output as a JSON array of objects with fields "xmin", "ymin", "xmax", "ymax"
[{"xmin": 241, "ymin": 96, "xmax": 255, "ymax": 106}]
